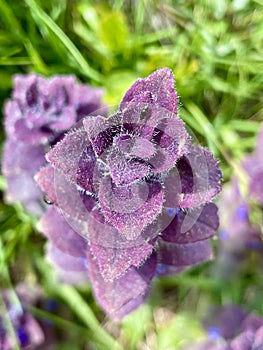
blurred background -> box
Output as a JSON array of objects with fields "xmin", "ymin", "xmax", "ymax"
[{"xmin": 0, "ymin": 1, "xmax": 262, "ymax": 349}]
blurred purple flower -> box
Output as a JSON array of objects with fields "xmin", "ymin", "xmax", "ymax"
[
  {"xmin": 216, "ymin": 125, "xmax": 263, "ymax": 280},
  {"xmin": 2, "ymin": 74, "xmax": 106, "ymax": 215},
  {"xmin": 184, "ymin": 305, "xmax": 263, "ymax": 350},
  {"xmin": 242, "ymin": 124, "xmax": 263, "ymax": 205},
  {"xmin": 0, "ymin": 285, "xmax": 52, "ymax": 350},
  {"xmin": 35, "ymin": 68, "xmax": 222, "ymax": 318}
]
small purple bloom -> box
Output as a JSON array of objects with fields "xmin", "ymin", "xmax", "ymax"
[
  {"xmin": 216, "ymin": 125, "xmax": 263, "ymax": 280},
  {"xmin": 242, "ymin": 124, "xmax": 263, "ymax": 205},
  {"xmin": 35, "ymin": 68, "xmax": 222, "ymax": 318},
  {"xmin": 184, "ymin": 305, "xmax": 263, "ymax": 350},
  {"xmin": 2, "ymin": 74, "xmax": 106, "ymax": 214},
  {"xmin": 0, "ymin": 287, "xmax": 45, "ymax": 350}
]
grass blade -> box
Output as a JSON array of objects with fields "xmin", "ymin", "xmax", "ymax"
[{"xmin": 24, "ymin": 0, "xmax": 102, "ymax": 82}]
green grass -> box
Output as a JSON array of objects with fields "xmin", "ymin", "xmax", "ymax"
[{"xmin": 0, "ymin": 1, "xmax": 263, "ymax": 349}]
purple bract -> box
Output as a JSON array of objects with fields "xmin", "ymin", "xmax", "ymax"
[
  {"xmin": 2, "ymin": 74, "xmax": 106, "ymax": 215},
  {"xmin": 35, "ymin": 68, "xmax": 222, "ymax": 318}
]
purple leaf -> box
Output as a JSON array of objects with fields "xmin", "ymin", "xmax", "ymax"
[
  {"xmin": 38, "ymin": 206, "xmax": 87, "ymax": 258},
  {"xmin": 121, "ymin": 68, "xmax": 178, "ymax": 113},
  {"xmin": 161, "ymin": 203, "xmax": 218, "ymax": 244},
  {"xmin": 114, "ymin": 134, "xmax": 156, "ymax": 159},
  {"xmin": 149, "ymin": 117, "xmax": 190, "ymax": 173},
  {"xmin": 88, "ymin": 207, "xmax": 154, "ymax": 282},
  {"xmin": 99, "ymin": 177, "xmax": 163, "ymax": 240},
  {"xmin": 46, "ymin": 243, "xmax": 88, "ymax": 272},
  {"xmin": 87, "ymin": 208, "xmax": 149, "ymax": 248},
  {"xmin": 35, "ymin": 165, "xmax": 96, "ymax": 229},
  {"xmin": 34, "ymin": 165, "xmax": 57, "ymax": 205},
  {"xmin": 47, "ymin": 129, "xmax": 96, "ymax": 192},
  {"xmin": 87, "ymin": 248, "xmax": 157, "ymax": 318},
  {"xmin": 83, "ymin": 113, "xmax": 122, "ymax": 157},
  {"xmin": 89, "ymin": 242, "xmax": 154, "ymax": 282},
  {"xmin": 107, "ymin": 148, "xmax": 149, "ymax": 185},
  {"xmin": 176, "ymin": 146, "xmax": 222, "ymax": 208},
  {"xmin": 157, "ymin": 239, "xmax": 213, "ymax": 266}
]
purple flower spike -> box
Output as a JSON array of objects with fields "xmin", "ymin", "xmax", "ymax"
[
  {"xmin": 2, "ymin": 140, "xmax": 45, "ymax": 215},
  {"xmin": 216, "ymin": 124, "xmax": 263, "ymax": 281},
  {"xmin": 242, "ymin": 124, "xmax": 263, "ymax": 205},
  {"xmin": 0, "ymin": 287, "xmax": 48, "ymax": 350},
  {"xmin": 2, "ymin": 73, "xmax": 106, "ymax": 214},
  {"xmin": 36, "ymin": 68, "xmax": 222, "ymax": 318},
  {"xmin": 185, "ymin": 306, "xmax": 263, "ymax": 350}
]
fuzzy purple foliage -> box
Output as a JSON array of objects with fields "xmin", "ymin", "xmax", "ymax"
[
  {"xmin": 35, "ymin": 68, "xmax": 222, "ymax": 318},
  {"xmin": 184, "ymin": 305, "xmax": 263, "ymax": 350},
  {"xmin": 2, "ymin": 74, "xmax": 106, "ymax": 215}
]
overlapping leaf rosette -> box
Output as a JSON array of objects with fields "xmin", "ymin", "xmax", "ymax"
[
  {"xmin": 183, "ymin": 305, "xmax": 263, "ymax": 350},
  {"xmin": 35, "ymin": 68, "xmax": 222, "ymax": 318},
  {"xmin": 2, "ymin": 74, "xmax": 105, "ymax": 215}
]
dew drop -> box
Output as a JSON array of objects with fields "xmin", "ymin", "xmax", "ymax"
[{"xmin": 43, "ymin": 195, "xmax": 54, "ymax": 205}]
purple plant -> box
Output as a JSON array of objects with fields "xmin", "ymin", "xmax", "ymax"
[
  {"xmin": 184, "ymin": 305, "xmax": 263, "ymax": 350},
  {"xmin": 216, "ymin": 125, "xmax": 263, "ymax": 280},
  {"xmin": 242, "ymin": 124, "xmax": 263, "ymax": 206},
  {"xmin": 2, "ymin": 74, "xmax": 106, "ymax": 215},
  {"xmin": 0, "ymin": 286, "xmax": 47, "ymax": 350},
  {"xmin": 35, "ymin": 68, "xmax": 222, "ymax": 318}
]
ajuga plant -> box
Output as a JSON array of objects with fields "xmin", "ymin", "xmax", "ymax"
[
  {"xmin": 35, "ymin": 68, "xmax": 222, "ymax": 318},
  {"xmin": 2, "ymin": 74, "xmax": 105, "ymax": 215},
  {"xmin": 184, "ymin": 305, "xmax": 263, "ymax": 350},
  {"xmin": 0, "ymin": 284, "xmax": 53, "ymax": 350},
  {"xmin": 216, "ymin": 125, "xmax": 263, "ymax": 280}
]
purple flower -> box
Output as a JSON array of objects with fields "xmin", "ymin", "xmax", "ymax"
[
  {"xmin": 218, "ymin": 179, "xmax": 262, "ymax": 252},
  {"xmin": 2, "ymin": 74, "xmax": 106, "ymax": 215},
  {"xmin": 184, "ymin": 305, "xmax": 263, "ymax": 350},
  {"xmin": 216, "ymin": 125, "xmax": 263, "ymax": 280},
  {"xmin": 242, "ymin": 124, "xmax": 263, "ymax": 205},
  {"xmin": 0, "ymin": 287, "xmax": 45, "ymax": 350},
  {"xmin": 35, "ymin": 68, "xmax": 222, "ymax": 318}
]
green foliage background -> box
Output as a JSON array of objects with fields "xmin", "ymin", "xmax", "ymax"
[{"xmin": 0, "ymin": 1, "xmax": 262, "ymax": 349}]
